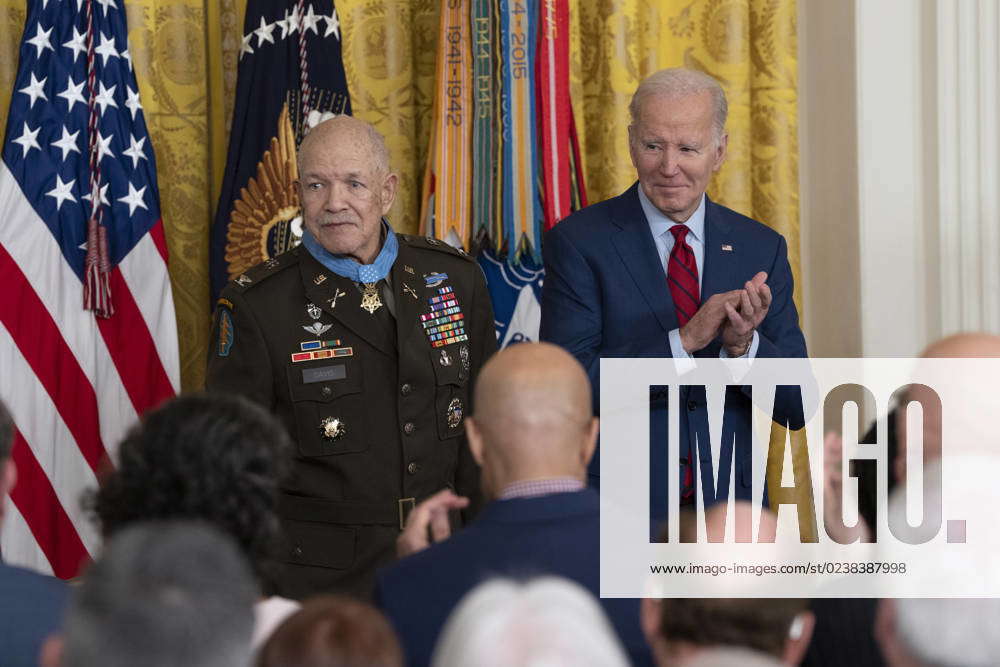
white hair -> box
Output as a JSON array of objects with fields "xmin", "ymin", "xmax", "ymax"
[
  {"xmin": 629, "ymin": 68, "xmax": 728, "ymax": 140},
  {"xmin": 895, "ymin": 598, "xmax": 1000, "ymax": 667},
  {"xmin": 884, "ymin": 456, "xmax": 1000, "ymax": 666},
  {"xmin": 431, "ymin": 577, "xmax": 629, "ymax": 667}
]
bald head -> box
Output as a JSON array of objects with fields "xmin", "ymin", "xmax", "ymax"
[
  {"xmin": 919, "ymin": 332, "xmax": 1000, "ymax": 359},
  {"xmin": 468, "ymin": 343, "xmax": 597, "ymax": 496},
  {"xmin": 298, "ymin": 115, "xmax": 392, "ymax": 177},
  {"xmin": 896, "ymin": 333, "xmax": 1000, "ymax": 480}
]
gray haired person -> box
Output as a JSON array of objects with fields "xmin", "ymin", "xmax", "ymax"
[{"xmin": 43, "ymin": 521, "xmax": 257, "ymax": 667}]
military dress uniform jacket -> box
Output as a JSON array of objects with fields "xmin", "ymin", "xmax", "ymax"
[{"xmin": 206, "ymin": 234, "xmax": 497, "ymax": 598}]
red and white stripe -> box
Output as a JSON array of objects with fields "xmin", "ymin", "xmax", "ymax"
[{"xmin": 0, "ymin": 162, "xmax": 178, "ymax": 578}]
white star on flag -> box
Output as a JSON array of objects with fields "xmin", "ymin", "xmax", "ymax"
[
  {"xmin": 302, "ymin": 5, "xmax": 322, "ymax": 35},
  {"xmin": 117, "ymin": 181, "xmax": 148, "ymax": 216},
  {"xmin": 324, "ymin": 8, "xmax": 340, "ymax": 40},
  {"xmin": 62, "ymin": 27, "xmax": 87, "ymax": 62},
  {"xmin": 255, "ymin": 16, "xmax": 276, "ymax": 47},
  {"xmin": 124, "ymin": 85, "xmax": 142, "ymax": 119},
  {"xmin": 58, "ymin": 76, "xmax": 86, "ymax": 111},
  {"xmin": 96, "ymin": 0, "xmax": 117, "ymax": 16},
  {"xmin": 12, "ymin": 121, "xmax": 41, "ymax": 157},
  {"xmin": 81, "ymin": 182, "xmax": 110, "ymax": 206},
  {"xmin": 94, "ymin": 82, "xmax": 118, "ymax": 116},
  {"xmin": 27, "ymin": 24, "xmax": 54, "ymax": 57},
  {"xmin": 94, "ymin": 32, "xmax": 119, "ymax": 65},
  {"xmin": 51, "ymin": 126, "xmax": 81, "ymax": 161},
  {"xmin": 96, "ymin": 131, "xmax": 115, "ymax": 162},
  {"xmin": 121, "ymin": 47, "xmax": 132, "ymax": 70},
  {"xmin": 18, "ymin": 73, "xmax": 48, "ymax": 108},
  {"xmin": 123, "ymin": 134, "xmax": 147, "ymax": 168},
  {"xmin": 239, "ymin": 32, "xmax": 254, "ymax": 59},
  {"xmin": 45, "ymin": 175, "xmax": 76, "ymax": 211}
]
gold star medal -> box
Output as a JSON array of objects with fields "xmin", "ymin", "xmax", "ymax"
[{"xmin": 359, "ymin": 282, "xmax": 383, "ymax": 314}]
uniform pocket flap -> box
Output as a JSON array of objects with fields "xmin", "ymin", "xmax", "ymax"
[
  {"xmin": 280, "ymin": 519, "xmax": 356, "ymax": 570},
  {"xmin": 429, "ymin": 347, "xmax": 469, "ymax": 386}
]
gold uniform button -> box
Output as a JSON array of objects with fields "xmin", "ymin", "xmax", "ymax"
[
  {"xmin": 403, "ymin": 422, "xmax": 415, "ymax": 435},
  {"xmin": 401, "ymin": 383, "xmax": 412, "ymax": 396},
  {"xmin": 407, "ymin": 462, "xmax": 420, "ymax": 475},
  {"xmin": 321, "ymin": 386, "xmax": 332, "ymax": 397}
]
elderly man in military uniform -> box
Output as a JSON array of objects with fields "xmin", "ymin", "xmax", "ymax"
[{"xmin": 207, "ymin": 116, "xmax": 497, "ymax": 599}]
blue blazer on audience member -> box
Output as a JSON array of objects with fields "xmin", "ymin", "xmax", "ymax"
[
  {"xmin": 0, "ymin": 562, "xmax": 69, "ymax": 667},
  {"xmin": 374, "ymin": 488, "xmax": 652, "ymax": 667}
]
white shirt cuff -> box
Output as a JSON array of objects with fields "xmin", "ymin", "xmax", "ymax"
[
  {"xmin": 668, "ymin": 329, "xmax": 697, "ymax": 375},
  {"xmin": 719, "ymin": 331, "xmax": 759, "ymax": 381}
]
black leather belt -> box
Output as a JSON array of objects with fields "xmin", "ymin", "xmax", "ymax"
[{"xmin": 277, "ymin": 493, "xmax": 420, "ymax": 530}]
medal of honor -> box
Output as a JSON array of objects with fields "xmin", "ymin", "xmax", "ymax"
[{"xmin": 359, "ymin": 282, "xmax": 383, "ymax": 314}]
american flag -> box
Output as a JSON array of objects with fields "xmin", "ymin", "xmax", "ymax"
[{"xmin": 0, "ymin": 0, "xmax": 178, "ymax": 577}]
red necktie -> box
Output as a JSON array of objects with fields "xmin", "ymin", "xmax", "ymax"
[
  {"xmin": 667, "ymin": 225, "xmax": 700, "ymax": 500},
  {"xmin": 667, "ymin": 225, "xmax": 700, "ymax": 326}
]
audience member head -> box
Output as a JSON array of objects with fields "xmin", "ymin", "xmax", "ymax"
[
  {"xmin": 45, "ymin": 521, "xmax": 257, "ymax": 667},
  {"xmin": 876, "ymin": 597, "xmax": 1000, "ymax": 667},
  {"xmin": 92, "ymin": 393, "xmax": 291, "ymax": 587},
  {"xmin": 676, "ymin": 500, "xmax": 779, "ymax": 544},
  {"xmin": 896, "ymin": 333, "xmax": 1000, "ymax": 481},
  {"xmin": 0, "ymin": 400, "xmax": 15, "ymax": 525},
  {"xmin": 431, "ymin": 577, "xmax": 629, "ymax": 667},
  {"xmin": 296, "ymin": 115, "xmax": 397, "ymax": 264},
  {"xmin": 466, "ymin": 342, "xmax": 598, "ymax": 499},
  {"xmin": 257, "ymin": 595, "xmax": 402, "ymax": 667},
  {"xmin": 641, "ymin": 596, "xmax": 813, "ymax": 666}
]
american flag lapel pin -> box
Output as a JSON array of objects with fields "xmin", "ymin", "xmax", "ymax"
[{"xmin": 721, "ymin": 244, "xmax": 733, "ymax": 252}]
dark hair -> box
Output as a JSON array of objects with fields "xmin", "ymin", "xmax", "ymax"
[
  {"xmin": 257, "ymin": 595, "xmax": 403, "ymax": 667},
  {"xmin": 64, "ymin": 520, "xmax": 257, "ymax": 667},
  {"xmin": 658, "ymin": 598, "xmax": 808, "ymax": 657},
  {"xmin": 0, "ymin": 399, "xmax": 12, "ymax": 460},
  {"xmin": 92, "ymin": 393, "xmax": 291, "ymax": 587}
]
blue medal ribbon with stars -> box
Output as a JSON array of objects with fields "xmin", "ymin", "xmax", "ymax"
[{"xmin": 302, "ymin": 220, "xmax": 399, "ymax": 283}]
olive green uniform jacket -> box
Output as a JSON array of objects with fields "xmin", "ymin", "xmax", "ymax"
[{"xmin": 207, "ymin": 235, "xmax": 497, "ymax": 598}]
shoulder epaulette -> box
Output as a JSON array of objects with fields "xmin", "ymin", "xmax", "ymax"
[
  {"xmin": 397, "ymin": 233, "xmax": 475, "ymax": 262},
  {"xmin": 228, "ymin": 247, "xmax": 301, "ymax": 293}
]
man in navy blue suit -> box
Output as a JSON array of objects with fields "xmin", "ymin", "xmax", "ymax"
[
  {"xmin": 0, "ymin": 401, "xmax": 69, "ymax": 667},
  {"xmin": 374, "ymin": 343, "xmax": 652, "ymax": 666},
  {"xmin": 540, "ymin": 68, "xmax": 807, "ymax": 517}
]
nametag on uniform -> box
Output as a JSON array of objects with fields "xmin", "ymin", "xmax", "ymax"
[{"xmin": 302, "ymin": 364, "xmax": 347, "ymax": 384}]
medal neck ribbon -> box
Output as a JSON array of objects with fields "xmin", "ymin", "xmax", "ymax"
[{"xmin": 302, "ymin": 220, "xmax": 398, "ymax": 283}]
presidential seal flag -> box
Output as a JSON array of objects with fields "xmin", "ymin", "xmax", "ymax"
[
  {"xmin": 0, "ymin": 0, "xmax": 179, "ymax": 577},
  {"xmin": 210, "ymin": 0, "xmax": 352, "ymax": 302}
]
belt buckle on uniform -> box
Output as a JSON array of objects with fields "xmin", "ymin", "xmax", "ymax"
[{"xmin": 398, "ymin": 497, "xmax": 416, "ymax": 530}]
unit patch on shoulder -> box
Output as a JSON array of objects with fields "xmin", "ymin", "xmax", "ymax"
[{"xmin": 217, "ymin": 308, "xmax": 235, "ymax": 357}]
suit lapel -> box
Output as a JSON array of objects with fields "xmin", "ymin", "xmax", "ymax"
[
  {"xmin": 610, "ymin": 184, "xmax": 679, "ymax": 335},
  {"xmin": 298, "ymin": 250, "xmax": 395, "ymax": 356},
  {"xmin": 700, "ymin": 197, "xmax": 739, "ymax": 300}
]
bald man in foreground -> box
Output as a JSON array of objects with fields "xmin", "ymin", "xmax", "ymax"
[
  {"xmin": 374, "ymin": 343, "xmax": 652, "ymax": 667},
  {"xmin": 207, "ymin": 116, "xmax": 496, "ymax": 599}
]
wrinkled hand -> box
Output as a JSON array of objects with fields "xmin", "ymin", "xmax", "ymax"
[
  {"xmin": 822, "ymin": 432, "xmax": 870, "ymax": 544},
  {"xmin": 396, "ymin": 488, "xmax": 470, "ymax": 558},
  {"xmin": 721, "ymin": 272, "xmax": 771, "ymax": 356},
  {"xmin": 679, "ymin": 290, "xmax": 743, "ymax": 353}
]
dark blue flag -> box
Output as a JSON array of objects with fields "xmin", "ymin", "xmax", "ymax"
[{"xmin": 210, "ymin": 0, "xmax": 351, "ymax": 302}]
